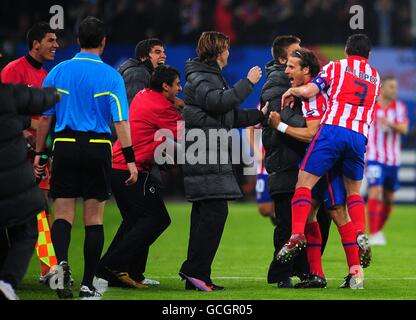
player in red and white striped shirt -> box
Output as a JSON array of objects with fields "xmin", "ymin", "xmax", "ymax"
[
  {"xmin": 245, "ymin": 103, "xmax": 275, "ymax": 224},
  {"xmin": 366, "ymin": 76, "xmax": 409, "ymax": 246},
  {"xmin": 269, "ymin": 48, "xmax": 367, "ymax": 288},
  {"xmin": 276, "ymin": 34, "xmax": 380, "ymax": 288}
]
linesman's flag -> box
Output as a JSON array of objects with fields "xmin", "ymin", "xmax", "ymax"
[{"xmin": 35, "ymin": 210, "xmax": 57, "ymax": 272}]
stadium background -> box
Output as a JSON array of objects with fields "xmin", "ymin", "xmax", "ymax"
[
  {"xmin": 1, "ymin": 0, "xmax": 415, "ymax": 203},
  {"xmin": 1, "ymin": 0, "xmax": 416, "ymax": 300}
]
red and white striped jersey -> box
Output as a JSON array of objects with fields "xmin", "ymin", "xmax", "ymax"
[
  {"xmin": 254, "ymin": 103, "xmax": 267, "ymax": 175},
  {"xmin": 313, "ymin": 55, "xmax": 381, "ymax": 137},
  {"xmin": 366, "ymin": 100, "xmax": 408, "ymax": 166},
  {"xmin": 257, "ymin": 143, "xmax": 267, "ymax": 175},
  {"xmin": 302, "ymin": 92, "xmax": 327, "ymax": 121}
]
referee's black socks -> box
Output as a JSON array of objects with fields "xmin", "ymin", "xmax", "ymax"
[
  {"xmin": 82, "ymin": 225, "xmax": 104, "ymax": 289},
  {"xmin": 51, "ymin": 219, "xmax": 72, "ymax": 263}
]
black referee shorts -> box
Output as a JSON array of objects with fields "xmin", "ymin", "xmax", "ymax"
[{"xmin": 50, "ymin": 130, "xmax": 112, "ymax": 201}]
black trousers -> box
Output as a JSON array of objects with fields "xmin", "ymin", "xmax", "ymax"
[
  {"xmin": 180, "ymin": 199, "xmax": 228, "ymax": 284},
  {"xmin": 97, "ymin": 169, "xmax": 171, "ymax": 282},
  {"xmin": 0, "ymin": 216, "xmax": 37, "ymax": 289},
  {"xmin": 267, "ymin": 193, "xmax": 331, "ymax": 283}
]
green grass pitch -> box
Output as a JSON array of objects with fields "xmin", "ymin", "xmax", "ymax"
[{"xmin": 17, "ymin": 202, "xmax": 416, "ymax": 300}]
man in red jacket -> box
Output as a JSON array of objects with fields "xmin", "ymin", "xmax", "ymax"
[{"xmin": 96, "ymin": 65, "xmax": 182, "ymax": 289}]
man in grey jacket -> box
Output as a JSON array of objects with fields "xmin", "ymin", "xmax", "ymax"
[
  {"xmin": 118, "ymin": 38, "xmax": 166, "ymax": 105},
  {"xmin": 179, "ymin": 31, "xmax": 267, "ymax": 291},
  {"xmin": 261, "ymin": 36, "xmax": 331, "ymax": 288}
]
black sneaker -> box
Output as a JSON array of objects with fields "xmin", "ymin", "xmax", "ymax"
[
  {"xmin": 339, "ymin": 272, "xmax": 364, "ymax": 289},
  {"xmin": 56, "ymin": 261, "xmax": 73, "ymax": 299},
  {"xmin": 295, "ymin": 275, "xmax": 327, "ymax": 289},
  {"xmin": 277, "ymin": 278, "xmax": 293, "ymax": 288},
  {"xmin": 79, "ymin": 285, "xmax": 102, "ymax": 299},
  {"xmin": 339, "ymin": 274, "xmax": 352, "ymax": 288}
]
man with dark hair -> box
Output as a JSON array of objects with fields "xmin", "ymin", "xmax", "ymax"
[
  {"xmin": 35, "ymin": 16, "xmax": 138, "ymax": 299},
  {"xmin": 277, "ymin": 34, "xmax": 380, "ymax": 289},
  {"xmin": 96, "ymin": 65, "xmax": 182, "ymax": 289},
  {"xmin": 105, "ymin": 39, "xmax": 171, "ymax": 286},
  {"xmin": 0, "ymin": 82, "xmax": 60, "ymax": 300},
  {"xmin": 345, "ymin": 34, "xmax": 371, "ymax": 58},
  {"xmin": 271, "ymin": 35, "xmax": 301, "ymax": 63},
  {"xmin": 1, "ymin": 21, "xmax": 59, "ymax": 283},
  {"xmin": 118, "ymin": 38, "xmax": 166, "ymax": 104},
  {"xmin": 261, "ymin": 36, "xmax": 331, "ymax": 289}
]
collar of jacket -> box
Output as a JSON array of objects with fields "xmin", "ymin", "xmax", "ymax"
[
  {"xmin": 265, "ymin": 59, "xmax": 285, "ymax": 76},
  {"xmin": 185, "ymin": 58, "xmax": 221, "ymax": 76},
  {"xmin": 25, "ymin": 54, "xmax": 43, "ymax": 69},
  {"xmin": 142, "ymin": 59, "xmax": 154, "ymax": 73}
]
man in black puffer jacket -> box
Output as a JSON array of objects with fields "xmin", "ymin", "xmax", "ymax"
[
  {"xmin": 0, "ymin": 82, "xmax": 59, "ymax": 299},
  {"xmin": 179, "ymin": 31, "xmax": 267, "ymax": 291},
  {"xmin": 118, "ymin": 38, "xmax": 166, "ymax": 105},
  {"xmin": 261, "ymin": 36, "xmax": 331, "ymax": 288}
]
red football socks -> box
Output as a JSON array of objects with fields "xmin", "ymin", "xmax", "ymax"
[
  {"xmin": 291, "ymin": 187, "xmax": 312, "ymax": 234},
  {"xmin": 347, "ymin": 194, "xmax": 366, "ymax": 234},
  {"xmin": 368, "ymin": 198, "xmax": 383, "ymax": 234},
  {"xmin": 338, "ymin": 221, "xmax": 360, "ymax": 269},
  {"xmin": 379, "ymin": 204, "xmax": 393, "ymax": 231},
  {"xmin": 305, "ymin": 221, "xmax": 324, "ymax": 277}
]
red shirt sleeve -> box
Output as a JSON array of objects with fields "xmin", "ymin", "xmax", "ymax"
[{"xmin": 1, "ymin": 64, "xmax": 23, "ymax": 84}]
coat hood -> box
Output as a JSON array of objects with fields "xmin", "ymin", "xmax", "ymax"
[{"xmin": 185, "ymin": 58, "xmax": 221, "ymax": 79}]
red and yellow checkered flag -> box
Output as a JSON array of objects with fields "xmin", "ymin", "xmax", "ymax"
[{"xmin": 35, "ymin": 210, "xmax": 57, "ymax": 270}]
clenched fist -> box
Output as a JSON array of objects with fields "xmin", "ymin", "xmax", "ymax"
[
  {"xmin": 268, "ymin": 111, "xmax": 281, "ymax": 128},
  {"xmin": 247, "ymin": 66, "xmax": 262, "ymax": 85}
]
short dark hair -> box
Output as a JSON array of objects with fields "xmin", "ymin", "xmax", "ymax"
[
  {"xmin": 381, "ymin": 74, "xmax": 396, "ymax": 83},
  {"xmin": 290, "ymin": 48, "xmax": 321, "ymax": 77},
  {"xmin": 149, "ymin": 65, "xmax": 180, "ymax": 92},
  {"xmin": 196, "ymin": 31, "xmax": 230, "ymax": 63},
  {"xmin": 78, "ymin": 16, "xmax": 106, "ymax": 49},
  {"xmin": 271, "ymin": 35, "xmax": 301, "ymax": 61},
  {"xmin": 345, "ymin": 34, "xmax": 371, "ymax": 59},
  {"xmin": 27, "ymin": 22, "xmax": 54, "ymax": 50},
  {"xmin": 135, "ymin": 38, "xmax": 165, "ymax": 60}
]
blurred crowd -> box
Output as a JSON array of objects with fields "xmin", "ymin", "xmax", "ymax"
[{"xmin": 0, "ymin": 0, "xmax": 413, "ymax": 49}]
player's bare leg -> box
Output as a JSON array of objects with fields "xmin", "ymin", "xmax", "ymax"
[{"xmin": 257, "ymin": 202, "xmax": 276, "ymax": 225}]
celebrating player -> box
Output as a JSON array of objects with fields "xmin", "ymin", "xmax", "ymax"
[
  {"xmin": 269, "ymin": 48, "xmax": 367, "ymax": 288},
  {"xmin": 276, "ymin": 34, "xmax": 381, "ymax": 288},
  {"xmin": 366, "ymin": 75, "xmax": 408, "ymax": 246}
]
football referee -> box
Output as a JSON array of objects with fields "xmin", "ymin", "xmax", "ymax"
[{"xmin": 35, "ymin": 16, "xmax": 138, "ymax": 299}]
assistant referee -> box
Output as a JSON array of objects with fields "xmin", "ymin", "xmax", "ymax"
[{"xmin": 35, "ymin": 16, "xmax": 138, "ymax": 299}]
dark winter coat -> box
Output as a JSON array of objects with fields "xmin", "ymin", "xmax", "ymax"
[
  {"xmin": 261, "ymin": 60, "xmax": 308, "ymax": 195},
  {"xmin": 118, "ymin": 58, "xmax": 154, "ymax": 105},
  {"xmin": 182, "ymin": 58, "xmax": 264, "ymax": 201},
  {"xmin": 0, "ymin": 83, "xmax": 59, "ymax": 227}
]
